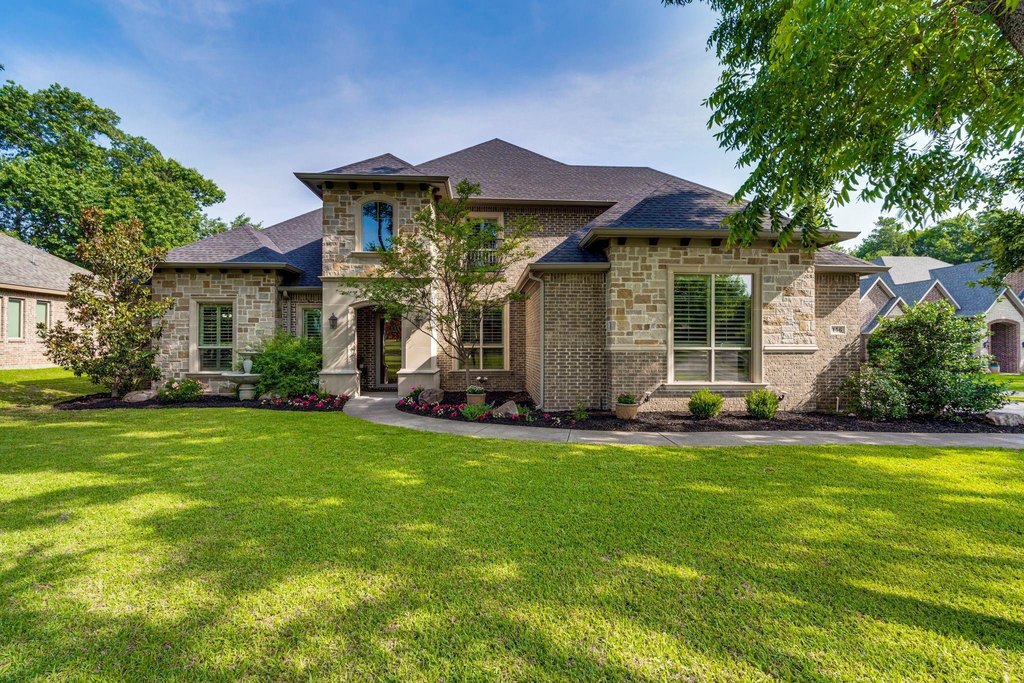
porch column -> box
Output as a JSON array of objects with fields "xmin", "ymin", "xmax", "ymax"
[
  {"xmin": 396, "ymin": 317, "xmax": 440, "ymax": 395},
  {"xmin": 319, "ymin": 279, "xmax": 360, "ymax": 396}
]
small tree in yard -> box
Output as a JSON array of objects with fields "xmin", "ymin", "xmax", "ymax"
[
  {"xmin": 856, "ymin": 301, "xmax": 1005, "ymax": 419},
  {"xmin": 344, "ymin": 180, "xmax": 537, "ymax": 391},
  {"xmin": 40, "ymin": 208, "xmax": 172, "ymax": 397}
]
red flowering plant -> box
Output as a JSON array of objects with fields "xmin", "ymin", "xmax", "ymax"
[{"xmin": 261, "ymin": 392, "xmax": 349, "ymax": 411}]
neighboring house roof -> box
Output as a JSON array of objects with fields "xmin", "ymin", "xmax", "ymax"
[
  {"xmin": 0, "ymin": 233, "xmax": 89, "ymax": 293},
  {"xmin": 860, "ymin": 256, "xmax": 1022, "ymax": 332},
  {"xmin": 163, "ymin": 209, "xmax": 322, "ymax": 286}
]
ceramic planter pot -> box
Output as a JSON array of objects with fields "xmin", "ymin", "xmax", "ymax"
[
  {"xmin": 467, "ymin": 392, "xmax": 486, "ymax": 405},
  {"xmin": 615, "ymin": 402, "xmax": 639, "ymax": 420}
]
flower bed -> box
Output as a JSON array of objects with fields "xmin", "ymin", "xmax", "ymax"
[
  {"xmin": 58, "ymin": 392, "xmax": 349, "ymax": 412},
  {"xmin": 260, "ymin": 393, "xmax": 349, "ymax": 411},
  {"xmin": 395, "ymin": 395, "xmax": 1024, "ymax": 433}
]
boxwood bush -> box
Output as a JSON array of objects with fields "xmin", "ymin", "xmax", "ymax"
[
  {"xmin": 250, "ymin": 332, "xmax": 322, "ymax": 398},
  {"xmin": 689, "ymin": 388, "xmax": 723, "ymax": 419},
  {"xmin": 745, "ymin": 389, "xmax": 780, "ymax": 420}
]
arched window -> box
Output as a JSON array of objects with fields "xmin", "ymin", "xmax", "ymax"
[{"xmin": 362, "ymin": 201, "xmax": 394, "ymax": 251}]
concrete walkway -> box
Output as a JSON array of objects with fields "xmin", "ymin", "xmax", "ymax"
[{"xmin": 344, "ymin": 394, "xmax": 1024, "ymax": 449}]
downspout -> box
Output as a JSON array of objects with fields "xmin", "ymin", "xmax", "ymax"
[{"xmin": 528, "ymin": 271, "xmax": 545, "ymax": 409}]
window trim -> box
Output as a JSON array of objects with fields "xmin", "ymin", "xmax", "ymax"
[
  {"xmin": 456, "ymin": 302, "xmax": 509, "ymax": 371},
  {"xmin": 35, "ymin": 300, "xmax": 50, "ymax": 335},
  {"xmin": 190, "ymin": 299, "xmax": 235, "ymax": 373},
  {"xmin": 666, "ymin": 267, "xmax": 762, "ymax": 385},
  {"xmin": 467, "ymin": 211, "xmax": 504, "ymax": 269},
  {"xmin": 300, "ymin": 306, "xmax": 323, "ymax": 340},
  {"xmin": 5, "ymin": 297, "xmax": 24, "ymax": 340},
  {"xmin": 357, "ymin": 197, "xmax": 397, "ymax": 253}
]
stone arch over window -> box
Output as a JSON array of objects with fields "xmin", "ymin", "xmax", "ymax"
[{"xmin": 360, "ymin": 200, "xmax": 394, "ymax": 251}]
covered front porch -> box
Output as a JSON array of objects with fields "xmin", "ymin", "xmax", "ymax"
[{"xmin": 318, "ymin": 284, "xmax": 440, "ymax": 397}]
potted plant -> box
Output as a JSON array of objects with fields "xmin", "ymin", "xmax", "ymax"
[
  {"xmin": 615, "ymin": 392, "xmax": 639, "ymax": 420},
  {"xmin": 466, "ymin": 384, "xmax": 486, "ymax": 405},
  {"xmin": 989, "ymin": 359, "xmax": 1001, "ymax": 374}
]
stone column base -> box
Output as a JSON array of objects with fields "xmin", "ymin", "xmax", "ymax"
[
  {"xmin": 396, "ymin": 369, "xmax": 440, "ymax": 396},
  {"xmin": 319, "ymin": 369, "xmax": 360, "ymax": 397}
]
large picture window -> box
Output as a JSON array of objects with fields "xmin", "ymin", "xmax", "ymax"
[
  {"xmin": 460, "ymin": 307, "xmax": 505, "ymax": 369},
  {"xmin": 198, "ymin": 303, "xmax": 233, "ymax": 371},
  {"xmin": 672, "ymin": 273, "xmax": 753, "ymax": 382},
  {"xmin": 362, "ymin": 201, "xmax": 394, "ymax": 251}
]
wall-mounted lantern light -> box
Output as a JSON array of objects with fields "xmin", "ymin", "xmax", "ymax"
[{"xmin": 329, "ymin": 313, "xmax": 338, "ymax": 330}]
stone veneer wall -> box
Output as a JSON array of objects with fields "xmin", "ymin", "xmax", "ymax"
[
  {"xmin": 540, "ymin": 271, "xmax": 607, "ymax": 410},
  {"xmin": 761, "ymin": 272, "xmax": 861, "ymax": 411},
  {"xmin": 1, "ymin": 288, "xmax": 69, "ymax": 368},
  {"xmin": 152, "ymin": 269, "xmax": 281, "ymax": 394}
]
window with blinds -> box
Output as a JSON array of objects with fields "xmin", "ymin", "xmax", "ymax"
[
  {"xmin": 672, "ymin": 274, "xmax": 752, "ymax": 382},
  {"xmin": 302, "ymin": 309, "xmax": 322, "ymax": 340},
  {"xmin": 460, "ymin": 307, "xmax": 505, "ymax": 369},
  {"xmin": 198, "ymin": 304, "xmax": 233, "ymax": 371}
]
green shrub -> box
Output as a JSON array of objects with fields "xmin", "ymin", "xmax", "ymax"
[
  {"xmin": 157, "ymin": 377, "xmax": 203, "ymax": 404},
  {"xmin": 745, "ymin": 389, "xmax": 779, "ymax": 420},
  {"xmin": 406, "ymin": 386, "xmax": 424, "ymax": 400},
  {"xmin": 571, "ymin": 398, "xmax": 589, "ymax": 421},
  {"xmin": 846, "ymin": 366, "xmax": 909, "ymax": 421},
  {"xmin": 616, "ymin": 393, "xmax": 637, "ymax": 405},
  {"xmin": 250, "ymin": 332, "xmax": 322, "ymax": 398},
  {"xmin": 867, "ymin": 301, "xmax": 1005, "ymax": 417},
  {"xmin": 689, "ymin": 388, "xmax": 723, "ymax": 419},
  {"xmin": 461, "ymin": 404, "xmax": 490, "ymax": 420}
]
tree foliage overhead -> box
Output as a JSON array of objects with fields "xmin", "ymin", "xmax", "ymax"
[
  {"xmin": 343, "ymin": 180, "xmax": 537, "ymax": 389},
  {"xmin": 40, "ymin": 209, "xmax": 173, "ymax": 397},
  {"xmin": 664, "ymin": 0, "xmax": 1024, "ymax": 254},
  {"xmin": 0, "ymin": 67, "xmax": 224, "ymax": 260}
]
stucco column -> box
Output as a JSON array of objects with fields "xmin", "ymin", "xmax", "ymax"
[
  {"xmin": 396, "ymin": 317, "xmax": 439, "ymax": 394},
  {"xmin": 319, "ymin": 279, "xmax": 360, "ymax": 396}
]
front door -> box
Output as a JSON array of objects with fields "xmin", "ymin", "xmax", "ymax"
[{"xmin": 379, "ymin": 315, "xmax": 402, "ymax": 387}]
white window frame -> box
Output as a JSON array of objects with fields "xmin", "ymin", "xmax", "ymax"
[
  {"xmin": 36, "ymin": 300, "xmax": 51, "ymax": 335},
  {"xmin": 6, "ymin": 297, "xmax": 24, "ymax": 340},
  {"xmin": 357, "ymin": 197, "xmax": 397, "ymax": 253},
  {"xmin": 666, "ymin": 267, "xmax": 762, "ymax": 384},
  {"xmin": 191, "ymin": 300, "xmax": 235, "ymax": 373},
  {"xmin": 456, "ymin": 302, "xmax": 509, "ymax": 371},
  {"xmin": 468, "ymin": 211, "xmax": 504, "ymax": 268}
]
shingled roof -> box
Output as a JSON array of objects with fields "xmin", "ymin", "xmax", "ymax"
[
  {"xmin": 163, "ymin": 209, "xmax": 322, "ymax": 286},
  {"xmin": 172, "ymin": 139, "xmax": 867, "ymax": 282},
  {"xmin": 0, "ymin": 233, "xmax": 89, "ymax": 293}
]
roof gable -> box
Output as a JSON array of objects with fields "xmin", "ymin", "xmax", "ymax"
[{"xmin": 323, "ymin": 153, "xmax": 423, "ymax": 175}]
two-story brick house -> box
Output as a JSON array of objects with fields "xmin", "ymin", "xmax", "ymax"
[{"xmin": 155, "ymin": 139, "xmax": 885, "ymax": 410}]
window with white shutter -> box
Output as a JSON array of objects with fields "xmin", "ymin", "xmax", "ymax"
[
  {"xmin": 198, "ymin": 304, "xmax": 233, "ymax": 371},
  {"xmin": 672, "ymin": 274, "xmax": 752, "ymax": 382},
  {"xmin": 302, "ymin": 309, "xmax": 322, "ymax": 340}
]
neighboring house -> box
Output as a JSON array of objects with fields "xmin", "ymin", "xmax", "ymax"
[
  {"xmin": 0, "ymin": 233, "xmax": 89, "ymax": 369},
  {"xmin": 860, "ymin": 255, "xmax": 1024, "ymax": 372},
  {"xmin": 155, "ymin": 139, "xmax": 885, "ymax": 410}
]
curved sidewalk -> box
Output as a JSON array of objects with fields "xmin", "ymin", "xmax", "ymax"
[{"xmin": 344, "ymin": 395, "xmax": 1024, "ymax": 449}]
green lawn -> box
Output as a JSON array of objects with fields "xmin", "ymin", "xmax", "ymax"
[
  {"xmin": 0, "ymin": 367, "xmax": 98, "ymax": 409},
  {"xmin": 1, "ymin": 377, "xmax": 1023, "ymax": 679},
  {"xmin": 992, "ymin": 373, "xmax": 1024, "ymax": 393}
]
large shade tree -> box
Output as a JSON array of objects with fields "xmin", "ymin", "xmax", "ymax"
[
  {"xmin": 0, "ymin": 67, "xmax": 224, "ymax": 260},
  {"xmin": 664, "ymin": 0, "xmax": 1024, "ymax": 274}
]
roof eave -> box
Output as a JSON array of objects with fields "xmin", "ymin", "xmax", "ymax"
[
  {"xmin": 294, "ymin": 172, "xmax": 453, "ymax": 199},
  {"xmin": 0, "ymin": 281, "xmax": 71, "ymax": 296},
  {"xmin": 514, "ymin": 262, "xmax": 611, "ymax": 292},
  {"xmin": 579, "ymin": 227, "xmax": 857, "ymax": 250},
  {"xmin": 157, "ymin": 261, "xmax": 303, "ymax": 275},
  {"xmin": 819, "ymin": 264, "xmax": 889, "ymax": 274}
]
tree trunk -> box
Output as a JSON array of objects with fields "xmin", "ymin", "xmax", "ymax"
[{"xmin": 980, "ymin": 1, "xmax": 1024, "ymax": 57}]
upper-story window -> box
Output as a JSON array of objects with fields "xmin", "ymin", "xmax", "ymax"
[
  {"xmin": 362, "ymin": 201, "xmax": 394, "ymax": 251},
  {"xmin": 468, "ymin": 212, "xmax": 502, "ymax": 268}
]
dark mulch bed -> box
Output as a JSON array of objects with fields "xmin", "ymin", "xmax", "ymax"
[
  {"xmin": 400, "ymin": 396, "xmax": 1022, "ymax": 433},
  {"xmin": 55, "ymin": 394, "xmax": 347, "ymax": 412}
]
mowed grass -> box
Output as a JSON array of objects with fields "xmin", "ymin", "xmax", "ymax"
[
  {"xmin": 0, "ymin": 368, "xmax": 97, "ymax": 409},
  {"xmin": 1, "ymin": 409, "xmax": 1023, "ymax": 681}
]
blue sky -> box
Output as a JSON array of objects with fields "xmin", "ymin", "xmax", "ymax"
[{"xmin": 1, "ymin": 0, "xmax": 882, "ymax": 243}]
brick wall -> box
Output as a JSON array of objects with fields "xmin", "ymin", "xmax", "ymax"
[
  {"xmin": 539, "ymin": 271, "xmax": 607, "ymax": 410},
  {"xmin": 524, "ymin": 279, "xmax": 542, "ymax": 403},
  {"xmin": 0, "ymin": 288, "xmax": 69, "ymax": 368},
  {"xmin": 438, "ymin": 300, "xmax": 527, "ymax": 392},
  {"xmin": 861, "ymin": 281, "xmax": 891, "ymax": 328},
  {"xmin": 152, "ymin": 268, "xmax": 281, "ymax": 393},
  {"xmin": 281, "ymin": 290, "xmax": 322, "ymax": 336}
]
